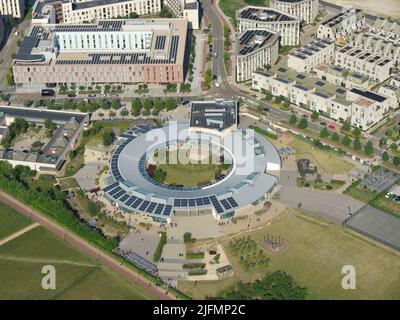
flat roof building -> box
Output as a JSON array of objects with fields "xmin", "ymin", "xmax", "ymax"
[
  {"xmin": 189, "ymin": 99, "xmax": 238, "ymax": 136},
  {"xmin": 236, "ymin": 28, "xmax": 279, "ymax": 82},
  {"xmin": 317, "ymin": 7, "xmax": 364, "ymax": 39},
  {"xmin": 0, "ymin": 0, "xmax": 25, "ymax": 18},
  {"xmin": 252, "ymin": 65, "xmax": 391, "ymax": 130},
  {"xmin": 61, "ymin": 0, "xmax": 161, "ymax": 23},
  {"xmin": 287, "ymin": 37, "xmax": 334, "ymax": 73},
  {"xmin": 236, "ymin": 6, "xmax": 300, "ymax": 46},
  {"xmin": 271, "ymin": 0, "xmax": 319, "ymax": 24},
  {"xmin": 335, "ymin": 45, "xmax": 394, "ymax": 83},
  {"xmin": 13, "ymin": 19, "xmax": 189, "ymax": 88}
]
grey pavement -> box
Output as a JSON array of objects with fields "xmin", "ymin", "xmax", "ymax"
[
  {"xmin": 346, "ymin": 206, "xmax": 400, "ymax": 251},
  {"xmin": 278, "ymin": 186, "xmax": 365, "ymax": 224}
]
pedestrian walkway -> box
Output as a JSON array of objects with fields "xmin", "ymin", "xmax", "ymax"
[{"xmin": 0, "ymin": 223, "xmax": 40, "ymax": 247}]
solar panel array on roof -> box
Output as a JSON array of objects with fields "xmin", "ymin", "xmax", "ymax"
[
  {"xmin": 155, "ymin": 35, "xmax": 166, "ymax": 50},
  {"xmin": 56, "ymin": 36, "xmax": 179, "ymax": 66},
  {"xmin": 190, "ymin": 100, "xmax": 237, "ymax": 131},
  {"xmin": 350, "ymin": 88, "xmax": 386, "ymax": 102},
  {"xmin": 239, "ymin": 7, "xmax": 296, "ymax": 22},
  {"xmin": 238, "ymin": 29, "xmax": 275, "ymax": 56},
  {"xmin": 55, "ymin": 20, "xmax": 124, "ymax": 33}
]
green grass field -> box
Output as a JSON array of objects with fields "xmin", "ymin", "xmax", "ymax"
[
  {"xmin": 289, "ymin": 137, "xmax": 355, "ymax": 175},
  {"xmin": 219, "ymin": 0, "xmax": 269, "ymax": 19},
  {"xmin": 179, "ymin": 209, "xmax": 400, "ymax": 300},
  {"xmin": 0, "ymin": 202, "xmax": 33, "ymax": 239},
  {"xmin": 0, "ymin": 225, "xmax": 156, "ymax": 300}
]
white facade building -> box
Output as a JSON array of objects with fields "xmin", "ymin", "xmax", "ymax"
[
  {"xmin": 317, "ymin": 7, "xmax": 364, "ymax": 40},
  {"xmin": 271, "ymin": 0, "xmax": 319, "ymax": 24},
  {"xmin": 236, "ymin": 6, "xmax": 300, "ymax": 46},
  {"xmin": 287, "ymin": 38, "xmax": 334, "ymax": 73},
  {"xmin": 0, "ymin": 0, "xmax": 25, "ymax": 18},
  {"xmin": 61, "ymin": 0, "xmax": 162, "ymax": 24},
  {"xmin": 236, "ymin": 29, "xmax": 279, "ymax": 82},
  {"xmin": 252, "ymin": 66, "xmax": 391, "ymax": 130},
  {"xmin": 335, "ymin": 45, "xmax": 394, "ymax": 83}
]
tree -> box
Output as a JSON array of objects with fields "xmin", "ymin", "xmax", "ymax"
[
  {"xmin": 131, "ymin": 98, "xmax": 142, "ymax": 116},
  {"xmin": 352, "ymin": 127, "xmax": 361, "ymax": 138},
  {"xmin": 390, "ymin": 143, "xmax": 398, "ymax": 151},
  {"xmin": 341, "ymin": 135, "xmax": 351, "ymax": 146},
  {"xmin": 382, "ymin": 151, "xmax": 389, "ymax": 162},
  {"xmin": 111, "ymin": 99, "xmax": 120, "ymax": 110},
  {"xmin": 311, "ymin": 111, "xmax": 319, "ymax": 122},
  {"xmin": 165, "ymin": 97, "xmax": 177, "ymax": 110},
  {"xmin": 129, "ymin": 11, "xmax": 139, "ymax": 18},
  {"xmin": 289, "ymin": 113, "xmax": 297, "ymax": 125},
  {"xmin": 264, "ymin": 91, "xmax": 273, "ymax": 101},
  {"xmin": 342, "ymin": 121, "xmax": 351, "ymax": 131},
  {"xmin": 298, "ymin": 117, "xmax": 308, "ymax": 129},
  {"xmin": 159, "ymin": 7, "xmax": 173, "ymax": 18},
  {"xmin": 353, "ymin": 138, "xmax": 361, "ymax": 150},
  {"xmin": 102, "ymin": 129, "xmax": 115, "ymax": 146},
  {"xmin": 379, "ymin": 138, "xmax": 387, "ymax": 147},
  {"xmin": 393, "ymin": 156, "xmax": 400, "ymax": 166},
  {"xmin": 320, "ymin": 126, "xmax": 329, "ymax": 138},
  {"xmin": 331, "ymin": 132, "xmax": 340, "ymax": 142},
  {"xmin": 44, "ymin": 119, "xmax": 55, "ymax": 131},
  {"xmin": 364, "ymin": 140, "xmax": 374, "ymax": 156}
]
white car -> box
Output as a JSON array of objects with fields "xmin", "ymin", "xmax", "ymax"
[{"xmin": 214, "ymin": 81, "xmax": 220, "ymax": 88}]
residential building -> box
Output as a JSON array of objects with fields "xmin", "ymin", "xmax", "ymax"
[
  {"xmin": 13, "ymin": 19, "xmax": 188, "ymax": 88},
  {"xmin": 287, "ymin": 37, "xmax": 334, "ymax": 73},
  {"xmin": 378, "ymin": 74, "xmax": 400, "ymax": 109},
  {"xmin": 370, "ymin": 18, "xmax": 400, "ymax": 45},
  {"xmin": 335, "ymin": 45, "xmax": 394, "ymax": 83},
  {"xmin": 236, "ymin": 29, "xmax": 279, "ymax": 82},
  {"xmin": 271, "ymin": 0, "xmax": 319, "ymax": 24},
  {"xmin": 61, "ymin": 0, "xmax": 162, "ymax": 24},
  {"xmin": 313, "ymin": 64, "xmax": 371, "ymax": 89},
  {"xmin": 317, "ymin": 7, "xmax": 364, "ymax": 39},
  {"xmin": 252, "ymin": 65, "xmax": 391, "ymax": 130},
  {"xmin": 0, "ymin": 0, "xmax": 25, "ymax": 18},
  {"xmin": 349, "ymin": 30, "xmax": 400, "ymax": 65},
  {"xmin": 165, "ymin": 0, "xmax": 199, "ymax": 29},
  {"xmin": 236, "ymin": 6, "xmax": 300, "ymax": 46}
]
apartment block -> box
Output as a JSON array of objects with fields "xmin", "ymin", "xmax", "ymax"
[
  {"xmin": 271, "ymin": 0, "xmax": 319, "ymax": 24},
  {"xmin": 317, "ymin": 7, "xmax": 364, "ymax": 39},
  {"xmin": 236, "ymin": 6, "xmax": 300, "ymax": 46},
  {"xmin": 252, "ymin": 65, "xmax": 391, "ymax": 130},
  {"xmin": 378, "ymin": 74, "xmax": 400, "ymax": 109},
  {"xmin": 287, "ymin": 38, "xmax": 334, "ymax": 73},
  {"xmin": 335, "ymin": 45, "xmax": 394, "ymax": 82},
  {"xmin": 236, "ymin": 29, "xmax": 279, "ymax": 82},
  {"xmin": 61, "ymin": 0, "xmax": 162, "ymax": 24},
  {"xmin": 349, "ymin": 31, "xmax": 400, "ymax": 65},
  {"xmin": 370, "ymin": 18, "xmax": 400, "ymax": 45},
  {"xmin": 0, "ymin": 0, "xmax": 25, "ymax": 18},
  {"xmin": 13, "ymin": 19, "xmax": 188, "ymax": 88},
  {"xmin": 313, "ymin": 64, "xmax": 371, "ymax": 89}
]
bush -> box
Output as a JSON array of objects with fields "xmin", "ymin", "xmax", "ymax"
[{"xmin": 153, "ymin": 232, "xmax": 167, "ymax": 262}]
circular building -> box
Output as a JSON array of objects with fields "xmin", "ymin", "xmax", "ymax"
[
  {"xmin": 102, "ymin": 100, "xmax": 280, "ymax": 222},
  {"xmin": 271, "ymin": 0, "xmax": 319, "ymax": 24}
]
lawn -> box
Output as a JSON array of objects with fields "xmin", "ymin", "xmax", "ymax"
[
  {"xmin": 289, "ymin": 136, "xmax": 355, "ymax": 174},
  {"xmin": 370, "ymin": 193, "xmax": 400, "ymax": 219},
  {"xmin": 219, "ymin": 0, "xmax": 269, "ymax": 20},
  {"xmin": 0, "ymin": 202, "xmax": 33, "ymax": 239},
  {"xmin": 0, "ymin": 226, "xmax": 156, "ymax": 299},
  {"xmin": 344, "ymin": 180, "xmax": 378, "ymax": 203},
  {"xmin": 179, "ymin": 209, "xmax": 400, "ymax": 300}
]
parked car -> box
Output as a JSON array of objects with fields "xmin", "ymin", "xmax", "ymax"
[
  {"xmin": 320, "ymin": 121, "xmax": 327, "ymax": 126},
  {"xmin": 214, "ymin": 81, "xmax": 220, "ymax": 88}
]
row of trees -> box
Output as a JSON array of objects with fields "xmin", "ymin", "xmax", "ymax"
[
  {"xmin": 131, "ymin": 97, "xmax": 178, "ymax": 116},
  {"xmin": 0, "ymin": 162, "xmax": 118, "ymax": 251}
]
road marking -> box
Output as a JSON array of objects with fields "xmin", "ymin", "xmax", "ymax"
[{"xmin": 0, "ymin": 223, "xmax": 40, "ymax": 247}]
